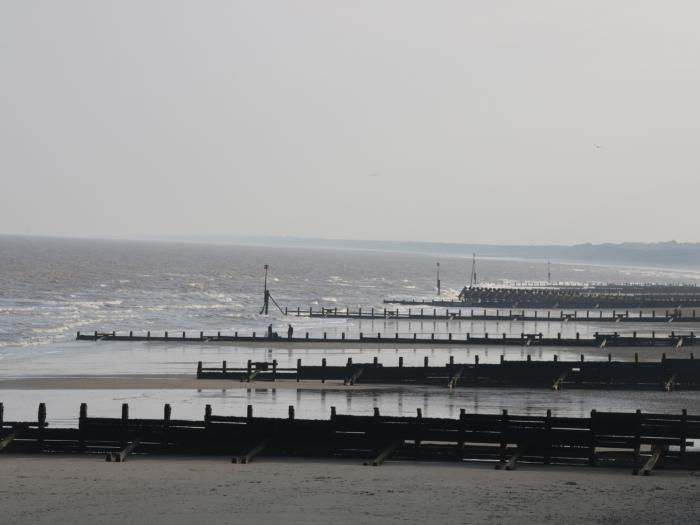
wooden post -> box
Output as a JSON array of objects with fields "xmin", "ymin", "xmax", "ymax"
[
  {"xmin": 399, "ymin": 357, "xmax": 403, "ymax": 367},
  {"xmin": 588, "ymin": 409, "xmax": 597, "ymax": 466},
  {"xmin": 247, "ymin": 405, "xmax": 253, "ymax": 419},
  {"xmin": 120, "ymin": 403, "xmax": 129, "ymax": 448},
  {"xmin": 288, "ymin": 405, "xmax": 295, "ymax": 420},
  {"xmin": 680, "ymin": 408, "xmax": 687, "ymax": 461},
  {"xmin": 497, "ymin": 409, "xmax": 508, "ymax": 468},
  {"xmin": 544, "ymin": 409, "xmax": 552, "ymax": 464},
  {"xmin": 79, "ymin": 402, "xmax": 87, "ymax": 452},
  {"xmin": 297, "ymin": 358, "xmax": 301, "ymax": 382},
  {"xmin": 321, "ymin": 358, "xmax": 326, "ymax": 383},
  {"xmin": 424, "ymin": 356, "xmax": 429, "ymax": 367},
  {"xmin": 632, "ymin": 409, "xmax": 642, "ymax": 474}
]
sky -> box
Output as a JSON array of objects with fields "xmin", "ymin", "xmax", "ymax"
[{"xmin": 1, "ymin": 1, "xmax": 699, "ymax": 245}]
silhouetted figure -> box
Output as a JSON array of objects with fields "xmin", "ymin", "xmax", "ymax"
[
  {"xmin": 267, "ymin": 324, "xmax": 273, "ymax": 338},
  {"xmin": 287, "ymin": 324, "xmax": 294, "ymax": 339}
]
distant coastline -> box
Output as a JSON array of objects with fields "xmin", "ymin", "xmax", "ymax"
[
  {"xmin": 2, "ymin": 233, "xmax": 699, "ymax": 269},
  {"xmin": 164, "ymin": 235, "xmax": 700, "ymax": 269}
]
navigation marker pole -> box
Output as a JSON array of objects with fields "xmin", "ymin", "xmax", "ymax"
[
  {"xmin": 436, "ymin": 262, "xmax": 441, "ymax": 296},
  {"xmin": 259, "ymin": 264, "xmax": 286, "ymax": 316},
  {"xmin": 469, "ymin": 253, "xmax": 477, "ymax": 288}
]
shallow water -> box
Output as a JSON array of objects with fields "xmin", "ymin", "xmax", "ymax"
[{"xmin": 3, "ymin": 386, "xmax": 698, "ymax": 428}]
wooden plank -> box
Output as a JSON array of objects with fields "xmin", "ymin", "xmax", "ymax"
[
  {"xmin": 0, "ymin": 428, "xmax": 21, "ymax": 451},
  {"xmin": 664, "ymin": 374, "xmax": 676, "ymax": 392},
  {"xmin": 344, "ymin": 367, "xmax": 364, "ymax": 386},
  {"xmin": 233, "ymin": 439, "xmax": 270, "ymax": 464},
  {"xmin": 447, "ymin": 367, "xmax": 464, "ymax": 389},
  {"xmin": 637, "ymin": 446, "xmax": 663, "ymax": 476},
  {"xmin": 364, "ymin": 441, "xmax": 401, "ymax": 466},
  {"xmin": 552, "ymin": 370, "xmax": 569, "ymax": 391},
  {"xmin": 106, "ymin": 438, "xmax": 141, "ymax": 462},
  {"xmin": 504, "ymin": 446, "xmax": 527, "ymax": 471}
]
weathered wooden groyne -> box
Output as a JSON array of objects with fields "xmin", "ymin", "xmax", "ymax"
[
  {"xmin": 196, "ymin": 355, "xmax": 700, "ymax": 391},
  {"xmin": 76, "ymin": 330, "xmax": 697, "ymax": 348},
  {"xmin": 1, "ymin": 402, "xmax": 697, "ymax": 474},
  {"xmin": 295, "ymin": 306, "xmax": 699, "ymax": 323},
  {"xmin": 386, "ymin": 287, "xmax": 700, "ymax": 309}
]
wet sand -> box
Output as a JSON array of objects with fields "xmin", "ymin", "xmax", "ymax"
[
  {"xmin": 1, "ymin": 455, "xmax": 699, "ymax": 524},
  {"xmin": 0, "ymin": 375, "xmax": 374, "ymax": 391}
]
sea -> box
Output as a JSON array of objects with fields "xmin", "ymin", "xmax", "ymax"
[{"xmin": 2, "ymin": 235, "xmax": 700, "ymax": 426}]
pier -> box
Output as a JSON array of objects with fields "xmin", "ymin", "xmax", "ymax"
[
  {"xmin": 76, "ymin": 330, "xmax": 697, "ymax": 348},
  {"xmin": 1, "ymin": 402, "xmax": 698, "ymax": 474},
  {"xmin": 196, "ymin": 355, "xmax": 700, "ymax": 391},
  {"xmin": 386, "ymin": 286, "xmax": 700, "ymax": 309}
]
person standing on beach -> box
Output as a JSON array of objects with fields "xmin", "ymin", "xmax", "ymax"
[
  {"xmin": 287, "ymin": 324, "xmax": 294, "ymax": 339},
  {"xmin": 267, "ymin": 324, "xmax": 273, "ymax": 338}
]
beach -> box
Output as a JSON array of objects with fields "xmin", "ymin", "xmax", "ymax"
[
  {"xmin": 2, "ymin": 455, "xmax": 699, "ymax": 524},
  {"xmin": 3, "ymin": 239, "xmax": 700, "ymax": 523}
]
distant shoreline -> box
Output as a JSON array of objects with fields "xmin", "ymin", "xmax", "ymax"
[{"xmin": 2, "ymin": 233, "xmax": 700, "ymax": 271}]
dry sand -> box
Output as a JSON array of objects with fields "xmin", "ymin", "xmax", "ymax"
[{"xmin": 2, "ymin": 455, "xmax": 700, "ymax": 524}]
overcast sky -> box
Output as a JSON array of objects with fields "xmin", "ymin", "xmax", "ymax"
[{"xmin": 1, "ymin": 1, "xmax": 699, "ymax": 245}]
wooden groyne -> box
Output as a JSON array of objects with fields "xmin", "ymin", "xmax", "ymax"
[
  {"xmin": 386, "ymin": 287, "xmax": 700, "ymax": 309},
  {"xmin": 76, "ymin": 330, "xmax": 697, "ymax": 348},
  {"xmin": 1, "ymin": 402, "xmax": 698, "ymax": 474},
  {"xmin": 196, "ymin": 355, "xmax": 700, "ymax": 391},
  {"xmin": 294, "ymin": 306, "xmax": 699, "ymax": 323}
]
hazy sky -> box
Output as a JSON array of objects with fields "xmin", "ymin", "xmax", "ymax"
[{"xmin": 1, "ymin": 1, "xmax": 699, "ymax": 245}]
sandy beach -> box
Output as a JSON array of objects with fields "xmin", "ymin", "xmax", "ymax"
[{"xmin": 1, "ymin": 455, "xmax": 699, "ymax": 524}]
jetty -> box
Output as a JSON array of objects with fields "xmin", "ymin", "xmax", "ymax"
[
  {"xmin": 196, "ymin": 354, "xmax": 700, "ymax": 391},
  {"xmin": 76, "ymin": 330, "xmax": 697, "ymax": 348},
  {"xmin": 1, "ymin": 402, "xmax": 698, "ymax": 474},
  {"xmin": 385, "ymin": 285, "xmax": 700, "ymax": 309},
  {"xmin": 294, "ymin": 306, "xmax": 700, "ymax": 323}
]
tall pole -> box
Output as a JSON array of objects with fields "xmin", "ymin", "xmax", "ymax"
[
  {"xmin": 547, "ymin": 261, "xmax": 551, "ymax": 284},
  {"xmin": 436, "ymin": 262, "xmax": 441, "ymax": 296},
  {"xmin": 470, "ymin": 253, "xmax": 477, "ymax": 288},
  {"xmin": 262, "ymin": 264, "xmax": 270, "ymax": 315}
]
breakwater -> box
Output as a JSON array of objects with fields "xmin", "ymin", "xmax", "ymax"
[
  {"xmin": 1, "ymin": 402, "xmax": 697, "ymax": 474},
  {"xmin": 196, "ymin": 355, "xmax": 700, "ymax": 391},
  {"xmin": 76, "ymin": 330, "xmax": 696, "ymax": 348}
]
